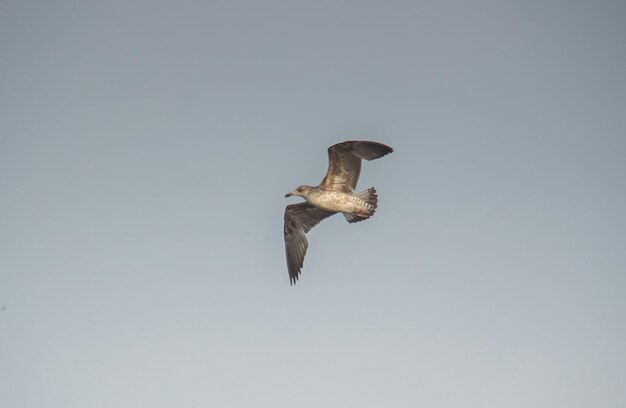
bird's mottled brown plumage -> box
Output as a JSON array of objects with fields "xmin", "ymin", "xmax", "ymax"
[
  {"xmin": 283, "ymin": 203, "xmax": 334, "ymax": 283},
  {"xmin": 284, "ymin": 140, "xmax": 393, "ymax": 285},
  {"xmin": 320, "ymin": 140, "xmax": 393, "ymax": 193}
]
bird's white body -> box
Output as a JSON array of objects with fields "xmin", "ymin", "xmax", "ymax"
[{"xmin": 304, "ymin": 188, "xmax": 373, "ymax": 214}]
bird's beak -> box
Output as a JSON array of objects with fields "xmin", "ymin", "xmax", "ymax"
[{"xmin": 285, "ymin": 192, "xmax": 293, "ymax": 198}]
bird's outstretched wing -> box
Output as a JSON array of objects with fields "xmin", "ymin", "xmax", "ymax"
[
  {"xmin": 284, "ymin": 203, "xmax": 335, "ymax": 285},
  {"xmin": 319, "ymin": 141, "xmax": 393, "ymax": 193}
]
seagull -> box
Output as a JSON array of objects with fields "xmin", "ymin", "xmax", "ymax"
[{"xmin": 284, "ymin": 140, "xmax": 393, "ymax": 285}]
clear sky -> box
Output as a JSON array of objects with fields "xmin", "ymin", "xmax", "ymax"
[{"xmin": 1, "ymin": 1, "xmax": 625, "ymax": 407}]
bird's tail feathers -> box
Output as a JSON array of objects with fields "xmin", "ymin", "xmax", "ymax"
[{"xmin": 344, "ymin": 187, "xmax": 378, "ymax": 223}]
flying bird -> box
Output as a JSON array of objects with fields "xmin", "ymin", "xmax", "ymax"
[{"xmin": 284, "ymin": 140, "xmax": 393, "ymax": 285}]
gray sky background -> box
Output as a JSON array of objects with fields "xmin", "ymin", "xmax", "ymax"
[{"xmin": 1, "ymin": 1, "xmax": 625, "ymax": 407}]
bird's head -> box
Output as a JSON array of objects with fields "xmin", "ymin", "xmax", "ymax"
[{"xmin": 285, "ymin": 185, "xmax": 311, "ymax": 198}]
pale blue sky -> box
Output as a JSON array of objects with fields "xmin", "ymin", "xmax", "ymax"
[{"xmin": 1, "ymin": 1, "xmax": 625, "ymax": 407}]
